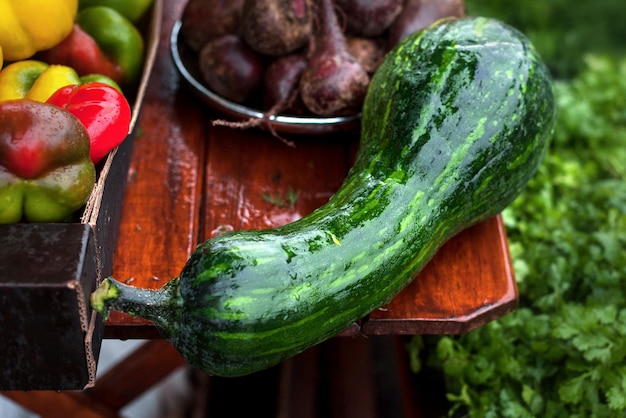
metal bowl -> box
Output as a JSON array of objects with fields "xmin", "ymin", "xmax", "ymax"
[{"xmin": 170, "ymin": 20, "xmax": 361, "ymax": 136}]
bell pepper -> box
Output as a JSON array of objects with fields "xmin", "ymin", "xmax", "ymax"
[
  {"xmin": 75, "ymin": 6, "xmax": 144, "ymax": 85},
  {"xmin": 0, "ymin": 100, "xmax": 96, "ymax": 224},
  {"xmin": 0, "ymin": 0, "xmax": 78, "ymax": 61},
  {"xmin": 0, "ymin": 59, "xmax": 121, "ymax": 103},
  {"xmin": 79, "ymin": 73, "xmax": 122, "ymax": 92},
  {"xmin": 37, "ymin": 24, "xmax": 124, "ymax": 84},
  {"xmin": 78, "ymin": 0, "xmax": 154, "ymax": 23},
  {"xmin": 0, "ymin": 60, "xmax": 80, "ymax": 102},
  {"xmin": 47, "ymin": 81, "xmax": 132, "ymax": 164}
]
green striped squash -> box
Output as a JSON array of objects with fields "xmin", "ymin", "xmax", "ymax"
[{"xmin": 91, "ymin": 17, "xmax": 556, "ymax": 377}]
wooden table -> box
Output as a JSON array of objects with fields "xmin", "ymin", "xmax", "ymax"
[{"xmin": 3, "ymin": 1, "xmax": 517, "ymax": 415}]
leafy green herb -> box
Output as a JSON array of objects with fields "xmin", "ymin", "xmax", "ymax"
[
  {"xmin": 261, "ymin": 187, "xmax": 300, "ymax": 208},
  {"xmin": 464, "ymin": 0, "xmax": 626, "ymax": 78},
  {"xmin": 412, "ymin": 54, "xmax": 626, "ymax": 417}
]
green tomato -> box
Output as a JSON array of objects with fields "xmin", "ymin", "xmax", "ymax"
[{"xmin": 79, "ymin": 0, "xmax": 154, "ymax": 23}]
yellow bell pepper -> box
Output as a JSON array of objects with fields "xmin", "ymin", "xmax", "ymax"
[
  {"xmin": 0, "ymin": 60, "xmax": 80, "ymax": 102},
  {"xmin": 0, "ymin": 0, "xmax": 78, "ymax": 61}
]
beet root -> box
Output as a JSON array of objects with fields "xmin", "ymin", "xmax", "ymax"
[
  {"xmin": 388, "ymin": 0, "xmax": 466, "ymax": 47},
  {"xmin": 240, "ymin": 0, "xmax": 312, "ymax": 57},
  {"xmin": 299, "ymin": 0, "xmax": 370, "ymax": 117},
  {"xmin": 198, "ymin": 35, "xmax": 265, "ymax": 104},
  {"xmin": 345, "ymin": 35, "xmax": 387, "ymax": 75},
  {"xmin": 335, "ymin": 0, "xmax": 404, "ymax": 37},
  {"xmin": 300, "ymin": 61, "xmax": 370, "ymax": 116},
  {"xmin": 263, "ymin": 53, "xmax": 308, "ymax": 115},
  {"xmin": 181, "ymin": 0, "xmax": 244, "ymax": 51}
]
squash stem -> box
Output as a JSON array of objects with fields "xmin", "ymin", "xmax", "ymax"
[{"xmin": 90, "ymin": 277, "xmax": 181, "ymax": 339}]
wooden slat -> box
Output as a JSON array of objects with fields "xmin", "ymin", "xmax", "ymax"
[
  {"xmin": 384, "ymin": 336, "xmax": 450, "ymax": 418},
  {"xmin": 276, "ymin": 346, "xmax": 322, "ymax": 418},
  {"xmin": 109, "ymin": 18, "xmax": 205, "ymax": 291},
  {"xmin": 202, "ymin": 126, "xmax": 355, "ymax": 236},
  {"xmin": 2, "ymin": 341, "xmax": 186, "ymax": 417},
  {"xmin": 104, "ymin": 0, "xmax": 205, "ymax": 335},
  {"xmin": 1, "ymin": 391, "xmax": 119, "ymax": 418},
  {"xmin": 83, "ymin": 340, "xmax": 186, "ymax": 411},
  {"xmin": 325, "ymin": 337, "xmax": 379, "ymax": 418}
]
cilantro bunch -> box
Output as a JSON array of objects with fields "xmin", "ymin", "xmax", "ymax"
[{"xmin": 411, "ymin": 55, "xmax": 626, "ymax": 417}]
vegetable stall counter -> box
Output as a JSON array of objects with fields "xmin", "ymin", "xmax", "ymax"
[{"xmin": 103, "ymin": 0, "xmax": 518, "ymax": 341}]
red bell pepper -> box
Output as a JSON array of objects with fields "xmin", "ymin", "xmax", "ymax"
[
  {"xmin": 37, "ymin": 24, "xmax": 124, "ymax": 84},
  {"xmin": 46, "ymin": 81, "xmax": 131, "ymax": 164}
]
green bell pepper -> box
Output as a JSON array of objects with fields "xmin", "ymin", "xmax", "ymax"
[
  {"xmin": 0, "ymin": 100, "xmax": 96, "ymax": 223},
  {"xmin": 78, "ymin": 0, "xmax": 154, "ymax": 23},
  {"xmin": 75, "ymin": 6, "xmax": 144, "ymax": 85}
]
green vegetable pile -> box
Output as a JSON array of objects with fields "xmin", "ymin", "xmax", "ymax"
[{"xmin": 407, "ymin": 2, "xmax": 626, "ymax": 416}]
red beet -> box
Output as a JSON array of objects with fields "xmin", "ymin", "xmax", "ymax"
[
  {"xmin": 181, "ymin": 0, "xmax": 244, "ymax": 51},
  {"xmin": 263, "ymin": 53, "xmax": 308, "ymax": 115},
  {"xmin": 198, "ymin": 35, "xmax": 265, "ymax": 104},
  {"xmin": 335, "ymin": 0, "xmax": 404, "ymax": 37},
  {"xmin": 388, "ymin": 0, "xmax": 466, "ymax": 47},
  {"xmin": 240, "ymin": 0, "xmax": 312, "ymax": 56},
  {"xmin": 299, "ymin": 0, "xmax": 370, "ymax": 117},
  {"xmin": 345, "ymin": 35, "xmax": 387, "ymax": 75}
]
